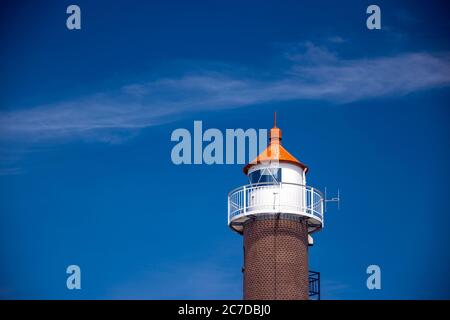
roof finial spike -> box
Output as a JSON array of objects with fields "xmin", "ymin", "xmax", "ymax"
[{"xmin": 274, "ymin": 111, "xmax": 277, "ymax": 128}]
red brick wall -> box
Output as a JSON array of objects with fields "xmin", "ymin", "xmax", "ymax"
[{"xmin": 243, "ymin": 217, "xmax": 309, "ymax": 300}]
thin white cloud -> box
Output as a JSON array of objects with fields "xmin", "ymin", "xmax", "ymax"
[
  {"xmin": 0, "ymin": 167, "xmax": 24, "ymax": 176},
  {"xmin": 1, "ymin": 43, "xmax": 449, "ymax": 143},
  {"xmin": 108, "ymin": 261, "xmax": 241, "ymax": 299},
  {"xmin": 321, "ymin": 279, "xmax": 352, "ymax": 299},
  {"xmin": 328, "ymin": 36, "xmax": 346, "ymax": 44}
]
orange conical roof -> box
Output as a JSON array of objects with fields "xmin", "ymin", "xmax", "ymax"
[{"xmin": 243, "ymin": 113, "xmax": 308, "ymax": 175}]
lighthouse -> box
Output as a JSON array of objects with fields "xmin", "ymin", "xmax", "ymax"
[{"xmin": 227, "ymin": 114, "xmax": 325, "ymax": 300}]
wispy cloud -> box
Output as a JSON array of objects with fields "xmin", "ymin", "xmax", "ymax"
[
  {"xmin": 328, "ymin": 36, "xmax": 347, "ymax": 44},
  {"xmin": 107, "ymin": 257, "xmax": 241, "ymax": 299},
  {"xmin": 321, "ymin": 279, "xmax": 352, "ymax": 300},
  {"xmin": 0, "ymin": 167, "xmax": 24, "ymax": 176},
  {"xmin": 1, "ymin": 42, "xmax": 449, "ymax": 143}
]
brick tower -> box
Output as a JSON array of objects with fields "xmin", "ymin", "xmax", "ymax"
[{"xmin": 227, "ymin": 114, "xmax": 325, "ymax": 300}]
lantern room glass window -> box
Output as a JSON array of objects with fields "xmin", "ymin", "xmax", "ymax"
[{"xmin": 249, "ymin": 168, "xmax": 281, "ymax": 184}]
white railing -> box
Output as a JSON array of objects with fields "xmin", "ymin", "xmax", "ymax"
[{"xmin": 228, "ymin": 182, "xmax": 324, "ymax": 231}]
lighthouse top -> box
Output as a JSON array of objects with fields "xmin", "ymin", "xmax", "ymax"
[{"xmin": 243, "ymin": 112, "xmax": 308, "ymax": 175}]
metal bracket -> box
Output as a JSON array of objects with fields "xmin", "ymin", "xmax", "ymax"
[{"xmin": 324, "ymin": 187, "xmax": 340, "ymax": 211}]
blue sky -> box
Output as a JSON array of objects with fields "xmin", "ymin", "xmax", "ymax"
[{"xmin": 0, "ymin": 0, "xmax": 449, "ymax": 299}]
